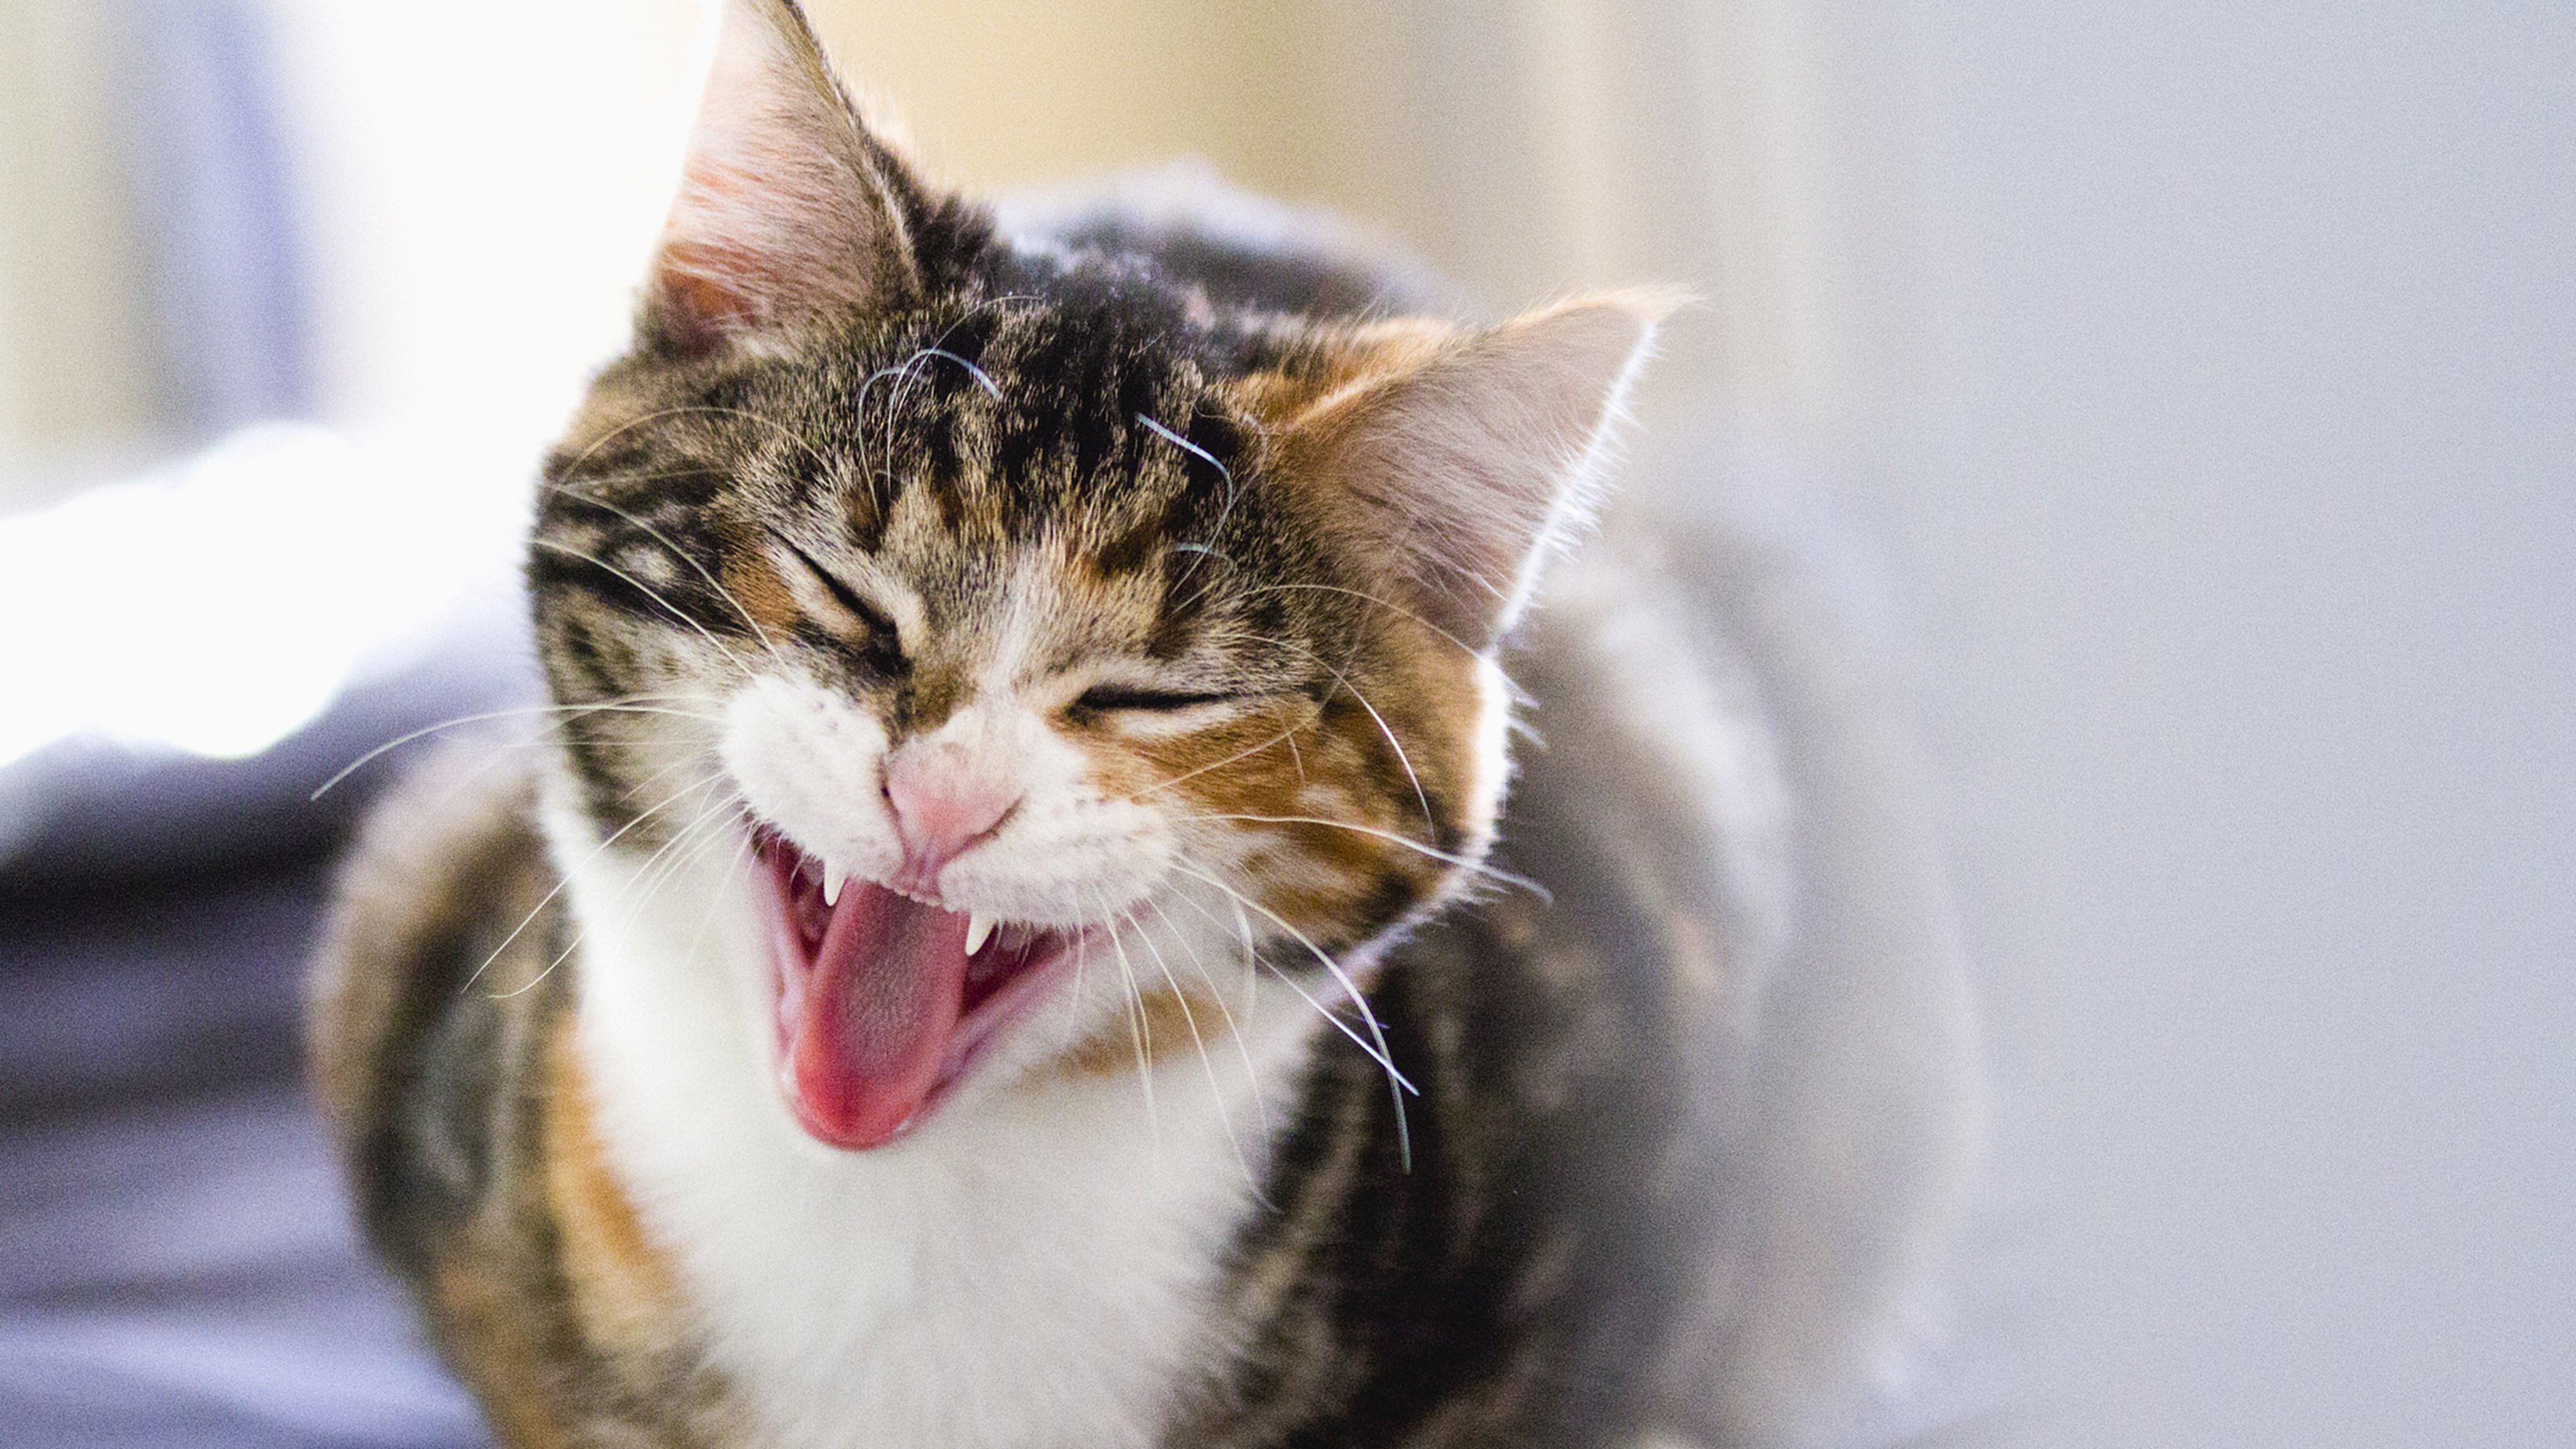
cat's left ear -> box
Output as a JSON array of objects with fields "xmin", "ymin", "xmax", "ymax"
[
  {"xmin": 1275, "ymin": 293, "xmax": 1674, "ymax": 650},
  {"xmin": 645, "ymin": 0, "xmax": 928, "ymax": 355}
]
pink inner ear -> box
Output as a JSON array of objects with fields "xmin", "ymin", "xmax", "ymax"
[
  {"xmin": 1290, "ymin": 299, "xmax": 1665, "ymax": 648},
  {"xmin": 657, "ymin": 242, "xmax": 766, "ymax": 353},
  {"xmin": 647, "ymin": 0, "xmax": 919, "ymax": 352}
]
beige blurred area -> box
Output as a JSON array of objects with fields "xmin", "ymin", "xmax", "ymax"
[
  {"xmin": 0, "ymin": 1, "xmax": 160, "ymax": 471},
  {"xmin": 0, "ymin": 0, "xmax": 1923, "ymax": 511},
  {"xmin": 802, "ymin": 0, "xmax": 1922, "ymax": 419}
]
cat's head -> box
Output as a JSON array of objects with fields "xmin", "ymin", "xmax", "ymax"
[{"xmin": 532, "ymin": 0, "xmax": 1662, "ymax": 1150}]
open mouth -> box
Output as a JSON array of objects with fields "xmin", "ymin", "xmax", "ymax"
[{"xmin": 756, "ymin": 832, "xmax": 1075, "ymax": 1149}]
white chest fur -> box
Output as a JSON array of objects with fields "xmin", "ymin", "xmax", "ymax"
[{"xmin": 556, "ymin": 814, "xmax": 1308, "ymax": 1449}]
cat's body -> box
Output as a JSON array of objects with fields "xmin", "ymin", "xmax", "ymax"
[{"xmin": 310, "ymin": 4, "xmax": 1975, "ymax": 1447}]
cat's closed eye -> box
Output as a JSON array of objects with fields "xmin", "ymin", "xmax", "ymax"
[
  {"xmin": 775, "ymin": 536, "xmax": 904, "ymax": 668},
  {"xmin": 1069, "ymin": 683, "xmax": 1241, "ymax": 715}
]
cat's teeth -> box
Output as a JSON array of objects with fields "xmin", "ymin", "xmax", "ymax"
[
  {"xmin": 821, "ymin": 857, "xmax": 844, "ymax": 907},
  {"xmin": 964, "ymin": 913, "xmax": 996, "ymax": 957}
]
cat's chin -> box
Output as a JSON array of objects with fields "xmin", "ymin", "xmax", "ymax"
[{"xmin": 755, "ymin": 832, "xmax": 1080, "ymax": 1150}]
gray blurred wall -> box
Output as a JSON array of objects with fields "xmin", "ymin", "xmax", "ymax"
[{"xmin": 1873, "ymin": 2, "xmax": 2576, "ymax": 1444}]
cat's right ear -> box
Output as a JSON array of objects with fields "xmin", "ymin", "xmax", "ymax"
[{"xmin": 644, "ymin": 0, "xmax": 927, "ymax": 357}]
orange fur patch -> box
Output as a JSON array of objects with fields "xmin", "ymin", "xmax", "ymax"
[
  {"xmin": 544, "ymin": 1021, "xmax": 684, "ymax": 1360},
  {"xmin": 1223, "ymin": 318, "xmax": 1459, "ymax": 431},
  {"xmin": 1061, "ymin": 604, "xmax": 1494, "ymax": 951},
  {"xmin": 431, "ymin": 1256, "xmax": 571, "ymax": 1449},
  {"xmin": 720, "ymin": 536, "xmax": 803, "ymax": 641},
  {"xmin": 1056, "ymin": 985, "xmax": 1234, "ymax": 1079}
]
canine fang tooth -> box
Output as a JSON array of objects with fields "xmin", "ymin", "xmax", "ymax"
[
  {"xmin": 964, "ymin": 913, "xmax": 995, "ymax": 956},
  {"xmin": 821, "ymin": 858, "xmax": 843, "ymax": 907}
]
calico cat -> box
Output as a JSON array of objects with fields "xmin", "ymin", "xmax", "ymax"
[{"xmin": 308, "ymin": 2, "xmax": 1977, "ymax": 1446}]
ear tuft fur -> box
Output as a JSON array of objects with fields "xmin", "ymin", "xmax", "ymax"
[
  {"xmin": 1280, "ymin": 291, "xmax": 1675, "ymax": 650},
  {"xmin": 646, "ymin": 0, "xmax": 925, "ymax": 355}
]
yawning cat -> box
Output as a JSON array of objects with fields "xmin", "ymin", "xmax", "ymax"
[{"xmin": 309, "ymin": 2, "xmax": 1976, "ymax": 1445}]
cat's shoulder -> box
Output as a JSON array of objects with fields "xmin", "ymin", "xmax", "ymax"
[
  {"xmin": 1522, "ymin": 469, "xmax": 1984, "ymax": 1439},
  {"xmin": 306, "ymin": 739, "xmax": 555, "ymax": 1187}
]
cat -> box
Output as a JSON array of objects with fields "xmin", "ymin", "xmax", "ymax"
[{"xmin": 308, "ymin": 2, "xmax": 1978, "ymax": 1446}]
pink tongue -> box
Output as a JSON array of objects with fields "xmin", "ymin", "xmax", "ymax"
[{"xmin": 784, "ymin": 881, "xmax": 968, "ymax": 1149}]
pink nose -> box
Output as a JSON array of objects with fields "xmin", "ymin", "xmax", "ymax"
[{"xmin": 881, "ymin": 747, "xmax": 1018, "ymax": 873}]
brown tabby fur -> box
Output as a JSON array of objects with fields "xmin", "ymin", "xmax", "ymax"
[{"xmin": 311, "ymin": 3, "xmax": 1975, "ymax": 1446}]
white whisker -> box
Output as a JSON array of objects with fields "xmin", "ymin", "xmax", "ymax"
[
  {"xmin": 1136, "ymin": 411, "xmax": 1241, "ymax": 588},
  {"xmin": 1176, "ymin": 812, "xmax": 1547, "ymax": 903},
  {"xmin": 1132, "ymin": 898, "xmax": 1259, "ymax": 1190},
  {"xmin": 864, "ymin": 298, "xmax": 1035, "ymax": 494},
  {"xmin": 1093, "ymin": 887, "xmax": 1162, "ymax": 1156},
  {"xmin": 1151, "ymin": 892, "xmax": 1275, "ymax": 1169},
  {"xmin": 1331, "ymin": 668, "xmax": 1435, "ymax": 831},
  {"xmin": 464, "ymin": 764, "xmax": 733, "ymax": 994},
  {"xmin": 530, "ymin": 537, "xmax": 758, "ymax": 679},
  {"xmin": 1238, "ymin": 581, "xmax": 1484, "ymax": 658},
  {"xmin": 1133, "ymin": 720, "xmax": 1303, "ymax": 797},
  {"xmin": 312, "ymin": 697, "xmax": 719, "ymax": 801},
  {"xmin": 1162, "ymin": 860, "xmax": 1417, "ymax": 1173},
  {"xmin": 541, "ymin": 482, "xmax": 791, "ymax": 670},
  {"xmin": 497, "ymin": 781, "xmax": 747, "ymax": 1001},
  {"xmin": 917, "ymin": 347, "xmax": 1003, "ymax": 400}
]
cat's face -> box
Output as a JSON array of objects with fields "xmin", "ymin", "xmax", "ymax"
[
  {"xmin": 529, "ymin": 0, "xmax": 1655, "ymax": 1150},
  {"xmin": 535, "ymin": 299, "xmax": 1506, "ymax": 1146}
]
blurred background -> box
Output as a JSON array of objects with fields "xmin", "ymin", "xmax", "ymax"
[{"xmin": 1, "ymin": 1, "xmax": 2569, "ymax": 1446}]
